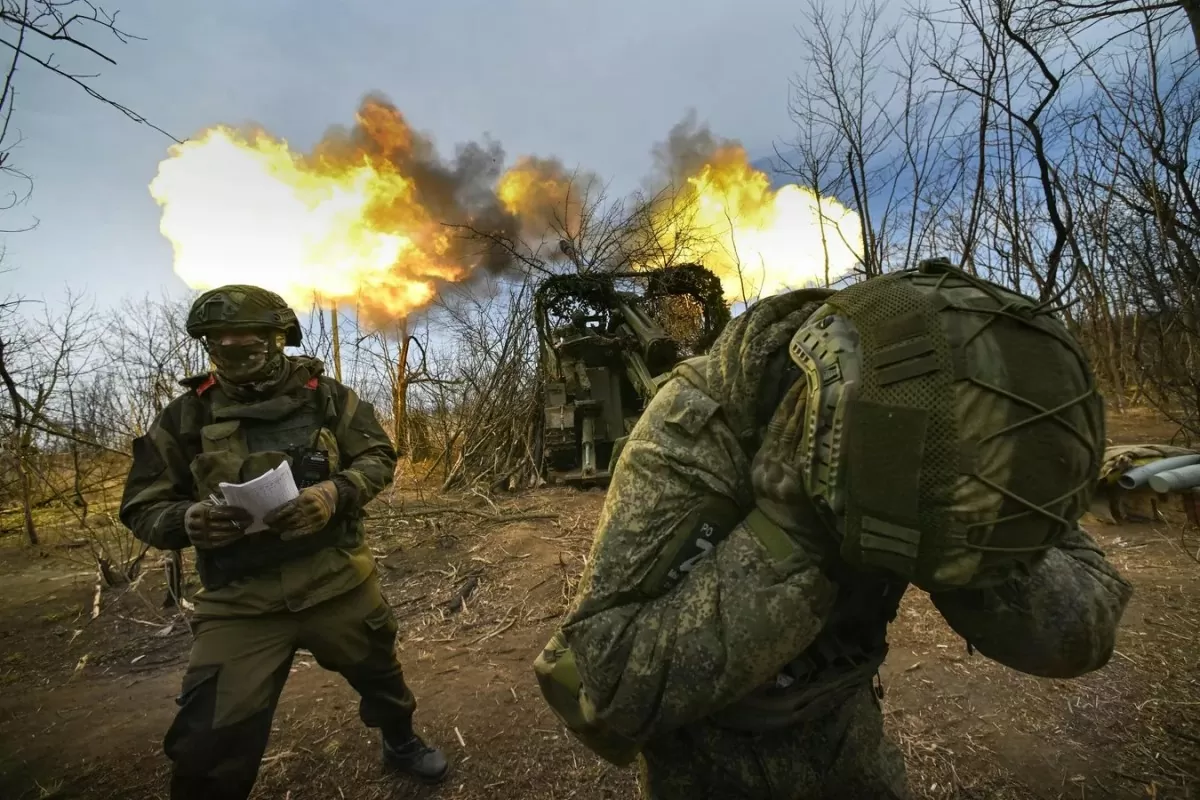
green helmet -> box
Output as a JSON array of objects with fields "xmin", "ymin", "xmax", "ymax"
[
  {"xmin": 185, "ymin": 285, "xmax": 302, "ymax": 347},
  {"xmin": 789, "ymin": 258, "xmax": 1103, "ymax": 591}
]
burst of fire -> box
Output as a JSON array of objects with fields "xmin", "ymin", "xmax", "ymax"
[
  {"xmin": 648, "ymin": 146, "xmax": 862, "ymax": 302},
  {"xmin": 493, "ymin": 144, "xmax": 863, "ymax": 303},
  {"xmin": 496, "ymin": 155, "xmax": 590, "ymax": 239},
  {"xmin": 149, "ymin": 107, "xmax": 466, "ymax": 320},
  {"xmin": 152, "ymin": 98, "xmax": 862, "ymax": 326}
]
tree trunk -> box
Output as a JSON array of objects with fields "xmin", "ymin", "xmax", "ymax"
[
  {"xmin": 0, "ymin": 334, "xmax": 37, "ymax": 545},
  {"xmin": 68, "ymin": 391, "xmax": 88, "ymax": 521},
  {"xmin": 392, "ymin": 319, "xmax": 411, "ymax": 457},
  {"xmin": 329, "ymin": 302, "xmax": 343, "ymax": 382},
  {"xmin": 14, "ymin": 457, "xmax": 37, "ymax": 545},
  {"xmin": 1181, "ymin": 0, "xmax": 1200, "ymax": 60}
]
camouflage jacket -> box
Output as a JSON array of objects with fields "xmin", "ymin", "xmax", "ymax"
[
  {"xmin": 561, "ymin": 327, "xmax": 1133, "ymax": 746},
  {"xmin": 119, "ymin": 356, "xmax": 398, "ymax": 614}
]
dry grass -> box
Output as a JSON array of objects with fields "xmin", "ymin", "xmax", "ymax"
[{"xmin": 0, "ymin": 476, "xmax": 1197, "ymax": 799}]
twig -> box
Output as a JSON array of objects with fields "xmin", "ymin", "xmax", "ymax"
[
  {"xmin": 445, "ymin": 575, "xmax": 479, "ymax": 613},
  {"xmin": 90, "ymin": 571, "xmax": 102, "ymax": 620},
  {"xmin": 381, "ymin": 507, "xmax": 558, "ymax": 524},
  {"xmin": 469, "ymin": 616, "xmax": 517, "ymax": 646}
]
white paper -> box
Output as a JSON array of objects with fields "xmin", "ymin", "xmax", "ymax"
[{"xmin": 218, "ymin": 461, "xmax": 299, "ymax": 533}]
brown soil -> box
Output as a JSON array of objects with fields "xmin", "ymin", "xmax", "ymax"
[{"xmin": 0, "ymin": 410, "xmax": 1197, "ymax": 800}]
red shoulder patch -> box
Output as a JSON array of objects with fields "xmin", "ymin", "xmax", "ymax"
[
  {"xmin": 195, "ymin": 375, "xmax": 217, "ymax": 396},
  {"xmin": 305, "ymin": 377, "xmax": 319, "ymax": 390}
]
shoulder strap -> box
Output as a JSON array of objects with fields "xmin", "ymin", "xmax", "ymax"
[{"xmin": 313, "ymin": 376, "xmax": 341, "ymax": 427}]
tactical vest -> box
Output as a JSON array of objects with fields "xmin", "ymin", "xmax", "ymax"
[{"xmin": 182, "ymin": 374, "xmax": 361, "ymax": 590}]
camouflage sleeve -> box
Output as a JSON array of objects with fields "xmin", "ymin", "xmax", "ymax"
[
  {"xmin": 119, "ymin": 401, "xmax": 196, "ymax": 552},
  {"xmin": 929, "ymin": 527, "xmax": 1134, "ymax": 678},
  {"xmin": 329, "ymin": 381, "xmax": 397, "ymax": 510},
  {"xmin": 560, "ymin": 377, "xmax": 838, "ymax": 743}
]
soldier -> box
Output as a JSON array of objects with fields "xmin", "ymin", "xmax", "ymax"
[
  {"xmin": 537, "ymin": 260, "xmax": 1134, "ymax": 798},
  {"xmin": 120, "ymin": 285, "xmax": 448, "ymax": 800}
]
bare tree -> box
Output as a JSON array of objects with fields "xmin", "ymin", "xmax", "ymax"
[
  {"xmin": 103, "ymin": 293, "xmax": 207, "ymax": 438},
  {"xmin": 782, "ymin": 0, "xmax": 992, "ymax": 280},
  {"xmin": 416, "ymin": 276, "xmax": 541, "ymax": 492},
  {"xmin": 786, "ymin": 0, "xmax": 908, "ymax": 276},
  {"xmin": 1033, "ymin": 0, "xmax": 1200, "ymax": 58},
  {"xmin": 455, "ymin": 168, "xmax": 725, "ymax": 285},
  {"xmin": 0, "ymin": 290, "xmax": 100, "ymax": 544},
  {"xmin": 1069, "ymin": 12, "xmax": 1200, "ymax": 432},
  {"xmin": 0, "ymin": 0, "xmax": 178, "ymax": 177}
]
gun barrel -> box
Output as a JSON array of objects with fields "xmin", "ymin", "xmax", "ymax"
[
  {"xmin": 621, "ymin": 350, "xmax": 659, "ymax": 401},
  {"xmin": 1148, "ymin": 464, "xmax": 1200, "ymax": 493},
  {"xmin": 615, "ymin": 301, "xmax": 676, "ymax": 373},
  {"xmin": 1117, "ymin": 454, "xmax": 1200, "ymax": 489}
]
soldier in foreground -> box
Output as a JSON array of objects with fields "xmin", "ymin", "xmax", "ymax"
[
  {"xmin": 120, "ymin": 286, "xmax": 447, "ymax": 800},
  {"xmin": 537, "ymin": 260, "xmax": 1134, "ymax": 798}
]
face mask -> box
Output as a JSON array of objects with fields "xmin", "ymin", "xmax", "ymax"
[{"xmin": 207, "ymin": 331, "xmax": 281, "ymax": 384}]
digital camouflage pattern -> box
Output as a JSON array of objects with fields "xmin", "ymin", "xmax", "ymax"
[
  {"xmin": 637, "ymin": 686, "xmax": 908, "ymax": 799},
  {"xmin": 561, "ymin": 273, "xmax": 1134, "ymax": 800}
]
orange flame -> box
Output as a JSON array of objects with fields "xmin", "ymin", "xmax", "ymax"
[
  {"xmin": 645, "ymin": 146, "xmax": 862, "ymax": 302},
  {"xmin": 493, "ymin": 142, "xmax": 863, "ymax": 301},
  {"xmin": 149, "ymin": 102, "xmax": 469, "ymax": 321},
  {"xmin": 496, "ymin": 156, "xmax": 591, "ymax": 239},
  {"xmin": 151, "ymin": 100, "xmax": 862, "ymax": 323}
]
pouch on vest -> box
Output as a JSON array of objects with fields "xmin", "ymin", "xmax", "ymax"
[{"xmin": 532, "ymin": 630, "xmax": 641, "ymax": 767}]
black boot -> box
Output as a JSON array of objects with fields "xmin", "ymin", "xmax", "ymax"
[{"xmin": 382, "ymin": 733, "xmax": 449, "ymax": 784}]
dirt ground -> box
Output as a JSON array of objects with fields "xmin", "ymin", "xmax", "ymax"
[{"xmin": 0, "ymin": 405, "xmax": 1198, "ymax": 800}]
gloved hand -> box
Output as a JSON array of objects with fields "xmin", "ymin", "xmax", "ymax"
[
  {"xmin": 184, "ymin": 500, "xmax": 253, "ymax": 549},
  {"xmin": 750, "ymin": 377, "xmax": 835, "ymax": 562},
  {"xmin": 263, "ymin": 480, "xmax": 339, "ymax": 540}
]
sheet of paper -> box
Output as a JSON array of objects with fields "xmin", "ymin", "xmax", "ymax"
[{"xmin": 218, "ymin": 461, "xmax": 299, "ymax": 533}]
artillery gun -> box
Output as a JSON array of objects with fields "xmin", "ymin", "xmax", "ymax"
[{"xmin": 532, "ymin": 262, "xmax": 729, "ymax": 488}]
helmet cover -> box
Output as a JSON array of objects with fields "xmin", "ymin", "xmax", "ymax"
[
  {"xmin": 186, "ymin": 284, "xmax": 302, "ymax": 347},
  {"xmin": 787, "ymin": 258, "xmax": 1104, "ymax": 591}
]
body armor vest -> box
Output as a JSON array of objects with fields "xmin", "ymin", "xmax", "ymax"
[{"xmin": 183, "ymin": 377, "xmax": 359, "ymax": 589}]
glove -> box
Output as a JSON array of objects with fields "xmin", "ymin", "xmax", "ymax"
[
  {"xmin": 749, "ymin": 377, "xmax": 836, "ymax": 563},
  {"xmin": 263, "ymin": 480, "xmax": 339, "ymax": 540},
  {"xmin": 184, "ymin": 500, "xmax": 253, "ymax": 549}
]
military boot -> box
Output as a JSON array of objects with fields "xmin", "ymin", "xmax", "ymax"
[{"xmin": 382, "ymin": 733, "xmax": 449, "ymax": 784}]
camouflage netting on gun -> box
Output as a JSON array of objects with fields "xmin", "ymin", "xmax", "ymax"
[
  {"xmin": 641, "ymin": 264, "xmax": 731, "ymax": 355},
  {"xmin": 534, "ymin": 266, "xmax": 729, "ymax": 345}
]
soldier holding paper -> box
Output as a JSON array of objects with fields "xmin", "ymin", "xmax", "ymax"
[{"xmin": 119, "ymin": 285, "xmax": 448, "ymax": 799}]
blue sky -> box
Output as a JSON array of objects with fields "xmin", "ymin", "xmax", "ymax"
[{"xmin": 3, "ymin": 0, "xmax": 814, "ymax": 312}]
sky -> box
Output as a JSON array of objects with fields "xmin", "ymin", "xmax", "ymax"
[{"xmin": 2, "ymin": 0, "xmax": 816, "ymax": 313}]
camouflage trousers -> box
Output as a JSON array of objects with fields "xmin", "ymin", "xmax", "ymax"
[
  {"xmin": 636, "ymin": 685, "xmax": 910, "ymax": 800},
  {"xmin": 163, "ymin": 574, "xmax": 417, "ymax": 800}
]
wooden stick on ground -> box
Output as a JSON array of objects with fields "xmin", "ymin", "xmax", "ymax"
[{"xmin": 91, "ymin": 569, "xmax": 102, "ymax": 620}]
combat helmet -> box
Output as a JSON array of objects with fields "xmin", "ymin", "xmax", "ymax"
[
  {"xmin": 186, "ymin": 285, "xmax": 302, "ymax": 347},
  {"xmin": 789, "ymin": 257, "xmax": 1104, "ymax": 592}
]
